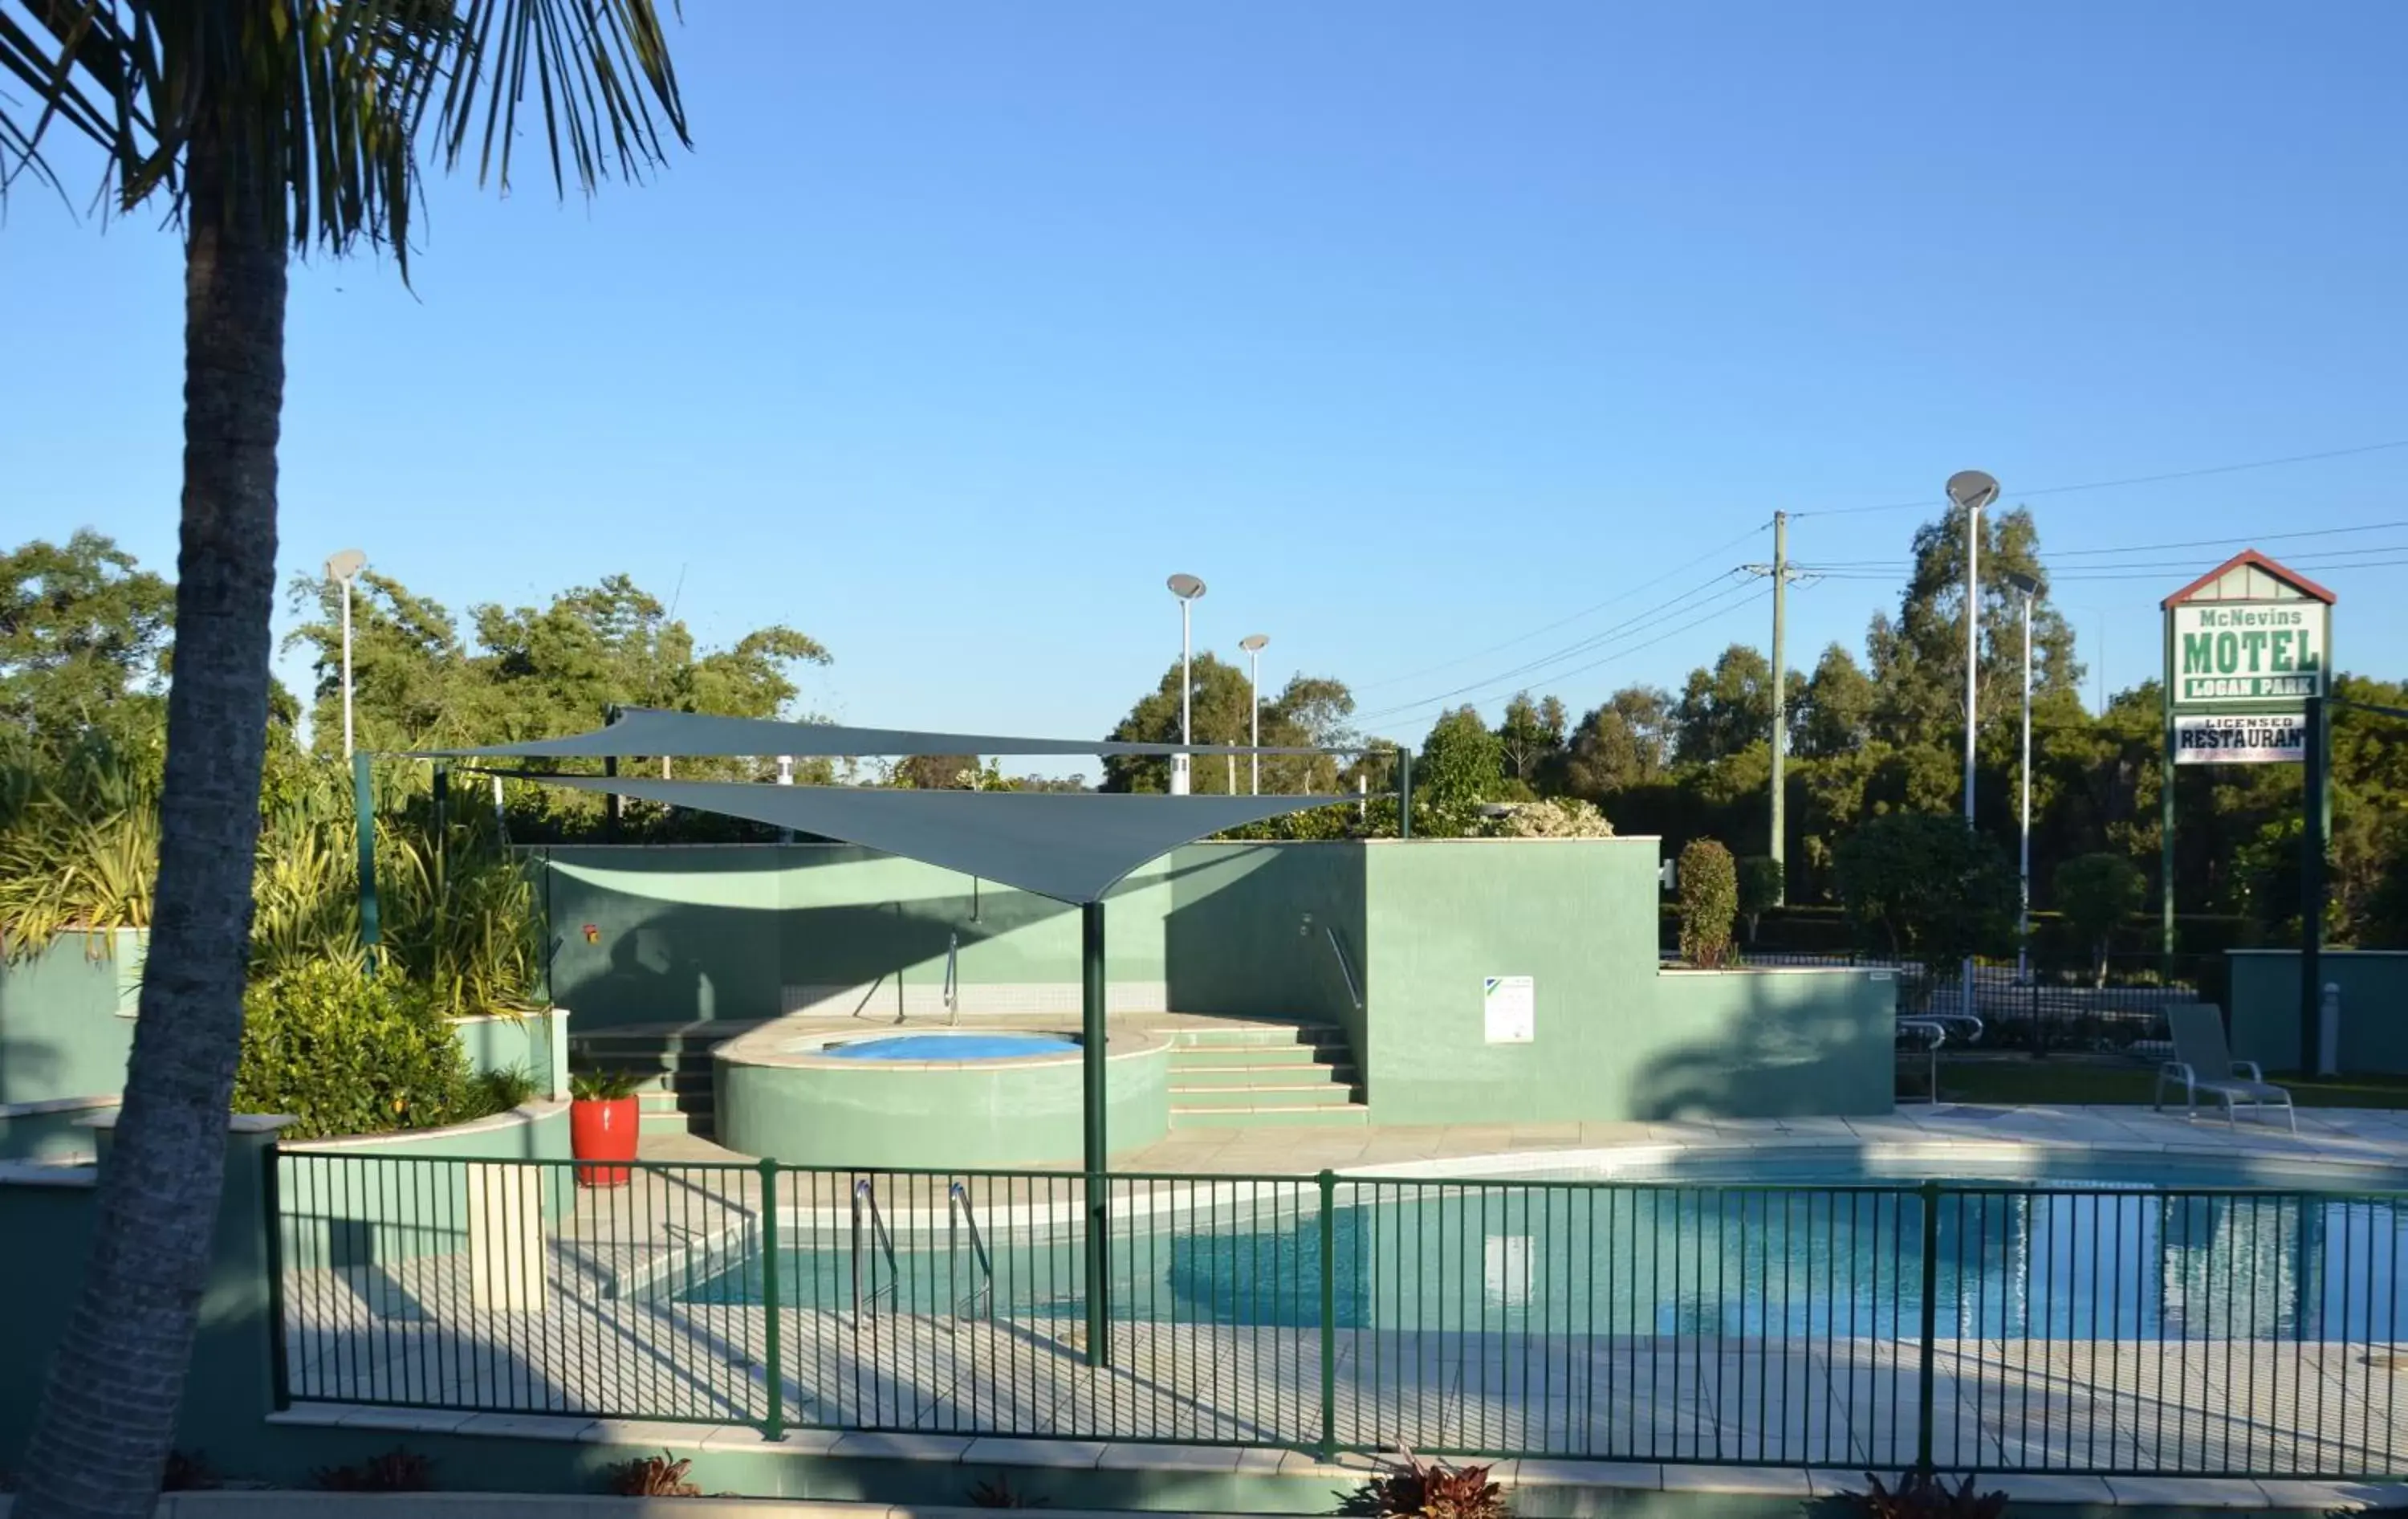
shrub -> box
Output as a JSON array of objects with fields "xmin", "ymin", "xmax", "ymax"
[
  {"xmin": 234, "ymin": 963, "xmax": 476, "ymax": 1140},
  {"xmin": 1677, "ymin": 838, "xmax": 1739, "ymax": 967},
  {"xmin": 1833, "ymin": 813, "xmax": 2015, "ymax": 971},
  {"xmin": 966, "ymin": 1473, "xmax": 1049, "ymax": 1508},
  {"xmin": 160, "ymin": 1450, "xmax": 219, "ymax": 1491},
  {"xmin": 313, "ymin": 1448, "xmax": 435, "ymax": 1492},
  {"xmin": 606, "ymin": 1451, "xmax": 701, "ymax": 1497},
  {"xmin": 1342, "ymin": 1448, "xmax": 1507, "ymax": 1518},
  {"xmin": 1485, "ymin": 798, "xmax": 1613, "ymax": 838},
  {"xmin": 462, "ymin": 1063, "xmax": 539, "ymax": 1119},
  {"xmin": 1736, "ymin": 854, "xmax": 1784, "ymax": 942},
  {"xmin": 2053, "ymin": 853, "xmax": 2146, "ymax": 988}
]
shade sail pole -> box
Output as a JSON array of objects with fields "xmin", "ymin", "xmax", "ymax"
[{"xmin": 1082, "ymin": 900, "xmax": 1111, "ymax": 1367}]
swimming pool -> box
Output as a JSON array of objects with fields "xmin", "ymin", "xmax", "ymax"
[
  {"xmin": 823, "ymin": 1032, "xmax": 1080, "ymax": 1061},
  {"xmin": 671, "ymin": 1160, "xmax": 2408, "ymax": 1344}
]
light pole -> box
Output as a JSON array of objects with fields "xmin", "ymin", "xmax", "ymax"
[
  {"xmin": 1166, "ymin": 574, "xmax": 1206, "ymax": 795},
  {"xmin": 2006, "ymin": 570, "xmax": 2042, "ymax": 983},
  {"xmin": 1239, "ymin": 633, "xmax": 1268, "ymax": 795},
  {"xmin": 1944, "ymin": 471, "xmax": 1999, "ymax": 1023},
  {"xmin": 326, "ymin": 548, "xmax": 368, "ymax": 761}
]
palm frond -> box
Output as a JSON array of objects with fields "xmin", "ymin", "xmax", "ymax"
[{"xmin": 0, "ymin": 0, "xmax": 685, "ymax": 271}]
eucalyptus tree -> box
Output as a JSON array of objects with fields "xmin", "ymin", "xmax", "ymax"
[{"xmin": 0, "ymin": 6, "xmax": 688, "ymax": 1513}]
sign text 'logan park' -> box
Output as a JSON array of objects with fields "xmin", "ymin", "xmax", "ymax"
[{"xmin": 2169, "ymin": 602, "xmax": 2325, "ymax": 702}]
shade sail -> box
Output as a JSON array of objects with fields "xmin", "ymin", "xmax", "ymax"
[
  {"xmin": 515, "ymin": 775, "xmax": 1358, "ymax": 902},
  {"xmin": 414, "ymin": 707, "xmax": 1344, "ymax": 761}
]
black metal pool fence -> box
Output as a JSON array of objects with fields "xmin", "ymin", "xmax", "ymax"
[{"xmin": 271, "ymin": 1152, "xmax": 2408, "ymax": 1478}]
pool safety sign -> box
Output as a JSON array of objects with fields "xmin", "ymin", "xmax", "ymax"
[
  {"xmin": 2174, "ymin": 713, "xmax": 2307, "ymax": 765},
  {"xmin": 1483, "ymin": 975, "xmax": 1535, "ymax": 1044}
]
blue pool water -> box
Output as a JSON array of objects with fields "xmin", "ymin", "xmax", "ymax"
[
  {"xmin": 824, "ymin": 1032, "xmax": 1079, "ymax": 1061},
  {"xmin": 674, "ymin": 1167, "xmax": 2408, "ymax": 1342}
]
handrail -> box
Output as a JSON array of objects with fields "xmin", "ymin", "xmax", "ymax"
[
  {"xmin": 849, "ymin": 1177, "xmax": 901, "ymax": 1321},
  {"xmin": 943, "ymin": 932, "xmax": 960, "ymax": 1027},
  {"xmin": 946, "ymin": 1179, "xmax": 995, "ymax": 1321},
  {"xmin": 1324, "ymin": 925, "xmax": 1364, "ymax": 1012}
]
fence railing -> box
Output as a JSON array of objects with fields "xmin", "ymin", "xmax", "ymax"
[{"xmin": 270, "ymin": 1151, "xmax": 2408, "ymax": 1477}]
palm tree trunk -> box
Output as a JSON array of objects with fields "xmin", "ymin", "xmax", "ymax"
[{"xmin": 14, "ymin": 128, "xmax": 287, "ymax": 1519}]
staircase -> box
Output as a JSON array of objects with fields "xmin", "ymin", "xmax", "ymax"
[
  {"xmin": 568, "ymin": 1020, "xmax": 760, "ymax": 1139},
  {"xmin": 1166, "ymin": 1020, "xmax": 1367, "ymax": 1129}
]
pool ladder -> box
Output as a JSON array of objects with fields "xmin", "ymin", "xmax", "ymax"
[{"xmin": 845, "ymin": 1176, "xmax": 995, "ymax": 1325}]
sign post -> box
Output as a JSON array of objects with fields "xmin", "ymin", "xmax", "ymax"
[{"xmin": 2158, "ymin": 552, "xmax": 2336, "ymax": 959}]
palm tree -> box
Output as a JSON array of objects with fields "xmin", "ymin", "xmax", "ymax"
[{"xmin": 0, "ymin": 7, "xmax": 686, "ymax": 1514}]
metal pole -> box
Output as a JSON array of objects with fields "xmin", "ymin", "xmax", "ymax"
[
  {"xmin": 2300, "ymin": 694, "xmax": 2327, "ymax": 1074},
  {"xmin": 2018, "ymin": 589, "xmax": 2033, "ymax": 983},
  {"xmin": 352, "ymin": 750, "xmax": 380, "ymax": 971},
  {"xmin": 1962, "ymin": 500, "xmax": 1981, "ymax": 1022},
  {"xmin": 1080, "ymin": 899, "xmax": 1112, "ymax": 1367},
  {"xmin": 2161, "ymin": 621, "xmax": 2178, "ymax": 963},
  {"xmin": 1396, "ymin": 748, "xmax": 1413, "ymax": 841},
  {"xmin": 1248, "ymin": 649, "xmax": 1262, "ymax": 796},
  {"xmin": 340, "ymin": 574, "xmax": 356, "ymax": 762},
  {"xmin": 1172, "ymin": 601, "xmax": 1194, "ymax": 796},
  {"xmin": 1769, "ymin": 511, "xmax": 1788, "ymax": 903}
]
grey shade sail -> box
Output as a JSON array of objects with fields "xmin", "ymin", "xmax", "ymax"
[
  {"xmin": 413, "ymin": 707, "xmax": 1349, "ymax": 761},
  {"xmin": 515, "ymin": 775, "xmax": 1359, "ymax": 903}
]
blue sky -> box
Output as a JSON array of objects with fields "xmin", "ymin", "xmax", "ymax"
[{"xmin": 7, "ymin": 1, "xmax": 2407, "ymax": 768}]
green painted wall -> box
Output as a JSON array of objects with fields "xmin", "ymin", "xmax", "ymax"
[
  {"xmin": 1358, "ymin": 840, "xmax": 1893, "ymax": 1124},
  {"xmin": 0, "ymin": 1099, "xmax": 116, "ymax": 1163},
  {"xmin": 449, "ymin": 1010, "xmax": 568, "ymax": 1097},
  {"xmin": 277, "ymin": 1106, "xmax": 575, "ymax": 1266},
  {"xmin": 1162, "ymin": 842, "xmax": 1366, "ymax": 1059},
  {"xmin": 0, "ymin": 1124, "xmax": 282, "ymax": 1476},
  {"xmin": 719, "ymin": 1043, "xmax": 1169, "ymax": 1168},
  {"xmin": 2229, "ymin": 951, "xmax": 2408, "ymax": 1073},
  {"xmin": 0, "ymin": 931, "xmax": 140, "ymax": 1106}
]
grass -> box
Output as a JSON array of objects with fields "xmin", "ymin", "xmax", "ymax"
[{"xmin": 1906, "ymin": 1057, "xmax": 2408, "ymax": 1110}]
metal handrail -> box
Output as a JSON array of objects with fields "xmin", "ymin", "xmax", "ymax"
[
  {"xmin": 943, "ymin": 931, "xmax": 960, "ymax": 1026},
  {"xmin": 849, "ymin": 1177, "xmax": 901, "ymax": 1321},
  {"xmin": 1323, "ymin": 925, "xmax": 1363, "ymax": 1012},
  {"xmin": 946, "ymin": 1179, "xmax": 995, "ymax": 1321}
]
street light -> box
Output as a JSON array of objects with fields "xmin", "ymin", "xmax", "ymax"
[
  {"xmin": 2005, "ymin": 569, "xmax": 2042, "ymax": 983},
  {"xmin": 1239, "ymin": 633, "xmax": 1269, "ymax": 795},
  {"xmin": 1944, "ymin": 470, "xmax": 1998, "ymax": 1024},
  {"xmin": 325, "ymin": 548, "xmax": 368, "ymax": 761},
  {"xmin": 1166, "ymin": 574, "xmax": 1206, "ymax": 796}
]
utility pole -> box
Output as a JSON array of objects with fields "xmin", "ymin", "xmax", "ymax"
[{"xmin": 1740, "ymin": 512, "xmax": 1801, "ymax": 902}]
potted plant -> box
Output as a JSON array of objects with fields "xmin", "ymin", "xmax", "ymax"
[{"xmin": 569, "ymin": 1069, "xmax": 645, "ymax": 1187}]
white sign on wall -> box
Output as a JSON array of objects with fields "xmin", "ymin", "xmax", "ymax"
[
  {"xmin": 2174, "ymin": 713, "xmax": 2308, "ymax": 765},
  {"xmin": 2168, "ymin": 602, "xmax": 2328, "ymax": 706},
  {"xmin": 1483, "ymin": 975, "xmax": 1535, "ymax": 1044}
]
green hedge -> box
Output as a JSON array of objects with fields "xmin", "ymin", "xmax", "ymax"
[{"xmin": 234, "ymin": 962, "xmax": 531, "ymax": 1140}]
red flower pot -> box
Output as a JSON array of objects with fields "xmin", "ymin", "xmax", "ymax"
[{"xmin": 571, "ymin": 1096, "xmax": 640, "ymax": 1187}]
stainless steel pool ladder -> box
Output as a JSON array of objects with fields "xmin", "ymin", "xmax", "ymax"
[
  {"xmin": 943, "ymin": 932, "xmax": 960, "ymax": 1026},
  {"xmin": 946, "ymin": 1179, "xmax": 995, "ymax": 1321},
  {"xmin": 849, "ymin": 1178, "xmax": 900, "ymax": 1321}
]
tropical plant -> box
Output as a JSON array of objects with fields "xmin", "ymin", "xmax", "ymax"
[
  {"xmin": 311, "ymin": 1448, "xmax": 436, "ymax": 1493},
  {"xmin": 1677, "ymin": 838, "xmax": 1739, "ymax": 968},
  {"xmin": 606, "ymin": 1451, "xmax": 701, "ymax": 1498},
  {"xmin": 571, "ymin": 1068, "xmax": 647, "ymax": 1102},
  {"xmin": 966, "ymin": 1473, "xmax": 1049, "ymax": 1508},
  {"xmin": 1340, "ymin": 1448, "xmax": 1508, "ymax": 1518},
  {"xmin": 0, "ymin": 8, "xmax": 687, "ymax": 1509},
  {"xmin": 1853, "ymin": 1470, "xmax": 2008, "ymax": 1519},
  {"xmin": 2052, "ymin": 853, "xmax": 2147, "ymax": 988}
]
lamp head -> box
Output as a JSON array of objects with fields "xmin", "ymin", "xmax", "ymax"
[
  {"xmin": 326, "ymin": 548, "xmax": 368, "ymax": 583},
  {"xmin": 1239, "ymin": 633, "xmax": 1268, "ymax": 653},
  {"xmin": 1166, "ymin": 573, "xmax": 1206, "ymax": 601},
  {"xmin": 1945, "ymin": 470, "xmax": 2000, "ymax": 514}
]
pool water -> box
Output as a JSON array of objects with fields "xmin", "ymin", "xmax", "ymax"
[
  {"xmin": 674, "ymin": 1178, "xmax": 2408, "ymax": 1342},
  {"xmin": 824, "ymin": 1032, "xmax": 1079, "ymax": 1061}
]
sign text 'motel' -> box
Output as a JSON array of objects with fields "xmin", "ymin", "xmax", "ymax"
[{"xmin": 2170, "ymin": 602, "xmax": 2324, "ymax": 703}]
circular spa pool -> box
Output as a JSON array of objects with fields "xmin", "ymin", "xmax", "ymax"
[
  {"xmin": 713, "ymin": 1023, "xmax": 1169, "ymax": 1169},
  {"xmin": 824, "ymin": 1032, "xmax": 1080, "ymax": 1062}
]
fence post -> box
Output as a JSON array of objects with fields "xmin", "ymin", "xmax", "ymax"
[
  {"xmin": 1914, "ymin": 1179, "xmax": 1941, "ymax": 1473},
  {"xmin": 262, "ymin": 1142, "xmax": 290, "ymax": 1413},
  {"xmin": 759, "ymin": 1157, "xmax": 785, "ymax": 1441},
  {"xmin": 1318, "ymin": 1171, "xmax": 1338, "ymax": 1461}
]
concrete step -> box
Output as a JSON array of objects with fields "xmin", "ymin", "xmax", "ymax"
[
  {"xmin": 1165, "ymin": 1024, "xmax": 1336, "ymax": 1049},
  {"xmin": 1169, "ymin": 1083, "xmax": 1359, "ymax": 1109},
  {"xmin": 1168, "ymin": 1105, "xmax": 1370, "ymax": 1130},
  {"xmin": 1167, "ymin": 1044, "xmax": 1328, "ymax": 1069},
  {"xmin": 1168, "ymin": 1064, "xmax": 1354, "ymax": 1090}
]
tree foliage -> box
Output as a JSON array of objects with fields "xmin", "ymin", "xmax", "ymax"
[
  {"xmin": 1833, "ymin": 812, "xmax": 2015, "ymax": 967},
  {"xmin": 1415, "ymin": 705, "xmax": 1507, "ymax": 832},
  {"xmin": 0, "ymin": 532, "xmax": 175, "ymax": 743},
  {"xmin": 2053, "ymin": 853, "xmax": 2147, "ymax": 988},
  {"xmin": 1101, "ymin": 654, "xmax": 1360, "ymax": 795}
]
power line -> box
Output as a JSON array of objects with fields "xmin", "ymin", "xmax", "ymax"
[
  {"xmin": 1357, "ymin": 575, "xmax": 1763, "ymax": 727},
  {"xmin": 1788, "ymin": 438, "xmax": 2408, "ymax": 520},
  {"xmin": 1353, "ymin": 520, "xmax": 1767, "ymax": 693},
  {"xmin": 1796, "ymin": 518, "xmax": 2408, "ymax": 570},
  {"xmin": 1801, "ymin": 543, "xmax": 2408, "ymax": 580}
]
